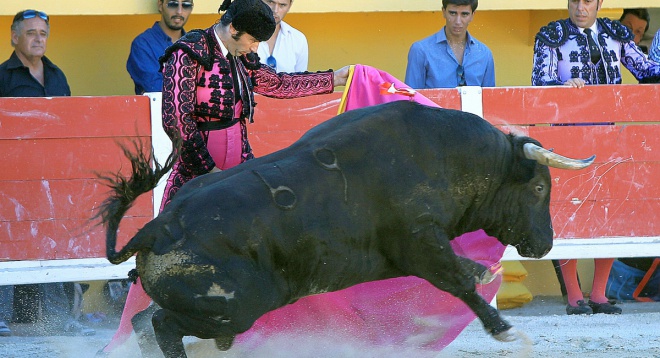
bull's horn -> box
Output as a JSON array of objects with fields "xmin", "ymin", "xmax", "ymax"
[{"xmin": 523, "ymin": 143, "xmax": 595, "ymax": 170}]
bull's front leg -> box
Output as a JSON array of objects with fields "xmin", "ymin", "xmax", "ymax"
[
  {"xmin": 455, "ymin": 256, "xmax": 501, "ymax": 285},
  {"xmin": 403, "ymin": 221, "xmax": 515, "ymax": 341}
]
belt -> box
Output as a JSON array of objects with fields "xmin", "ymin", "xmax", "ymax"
[{"xmin": 197, "ymin": 119, "xmax": 240, "ymax": 131}]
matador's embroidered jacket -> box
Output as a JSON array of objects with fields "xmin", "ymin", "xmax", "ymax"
[
  {"xmin": 532, "ymin": 18, "xmax": 660, "ymax": 86},
  {"xmin": 158, "ymin": 27, "xmax": 334, "ymax": 208}
]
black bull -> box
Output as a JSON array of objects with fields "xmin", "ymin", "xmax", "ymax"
[{"xmin": 99, "ymin": 101, "xmax": 594, "ymax": 357}]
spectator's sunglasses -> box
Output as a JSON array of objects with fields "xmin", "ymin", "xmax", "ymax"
[
  {"xmin": 456, "ymin": 64, "xmax": 466, "ymax": 87},
  {"xmin": 266, "ymin": 55, "xmax": 277, "ymax": 70},
  {"xmin": 17, "ymin": 10, "xmax": 49, "ymax": 24},
  {"xmin": 166, "ymin": 1, "xmax": 194, "ymax": 10}
]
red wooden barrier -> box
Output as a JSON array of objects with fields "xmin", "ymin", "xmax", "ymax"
[
  {"xmin": 249, "ymin": 85, "xmax": 660, "ymax": 260},
  {"xmin": 0, "ymin": 96, "xmax": 153, "ymax": 262},
  {"xmin": 1, "ymin": 84, "xmax": 658, "ymax": 283}
]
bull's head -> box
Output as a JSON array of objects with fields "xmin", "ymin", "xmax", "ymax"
[{"xmin": 491, "ymin": 137, "xmax": 594, "ymax": 258}]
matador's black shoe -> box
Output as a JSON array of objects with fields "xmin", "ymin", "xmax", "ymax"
[
  {"xmin": 588, "ymin": 300, "xmax": 622, "ymax": 314},
  {"xmin": 566, "ymin": 300, "xmax": 593, "ymax": 315}
]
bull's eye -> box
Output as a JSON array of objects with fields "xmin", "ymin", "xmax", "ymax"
[{"xmin": 535, "ymin": 184, "xmax": 545, "ymax": 193}]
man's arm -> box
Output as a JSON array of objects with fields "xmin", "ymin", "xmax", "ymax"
[
  {"xmin": 252, "ymin": 65, "xmax": 334, "ymax": 98},
  {"xmin": 483, "ymin": 52, "xmax": 496, "ymax": 87},
  {"xmin": 531, "ymin": 39, "xmax": 564, "ymax": 86},
  {"xmin": 404, "ymin": 43, "xmax": 428, "ymax": 89},
  {"xmin": 294, "ymin": 34, "xmax": 309, "ymax": 73},
  {"xmin": 126, "ymin": 38, "xmax": 164, "ymax": 94},
  {"xmin": 620, "ymin": 40, "xmax": 660, "ymax": 83}
]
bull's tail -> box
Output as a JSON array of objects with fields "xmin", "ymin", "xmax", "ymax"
[{"xmin": 96, "ymin": 137, "xmax": 180, "ymax": 264}]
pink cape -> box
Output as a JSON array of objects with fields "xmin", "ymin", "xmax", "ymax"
[{"xmin": 235, "ymin": 65, "xmax": 506, "ymax": 351}]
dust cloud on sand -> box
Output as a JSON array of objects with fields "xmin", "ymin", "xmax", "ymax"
[{"xmin": 1, "ymin": 296, "xmax": 658, "ymax": 357}]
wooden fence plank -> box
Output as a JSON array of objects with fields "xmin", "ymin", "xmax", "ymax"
[{"xmin": 0, "ymin": 96, "xmax": 151, "ymax": 140}]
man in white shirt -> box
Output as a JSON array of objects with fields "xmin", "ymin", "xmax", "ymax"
[{"xmin": 258, "ymin": 0, "xmax": 308, "ymax": 72}]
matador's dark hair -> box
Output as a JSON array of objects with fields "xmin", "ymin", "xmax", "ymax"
[{"xmin": 218, "ymin": 0, "xmax": 276, "ymax": 42}]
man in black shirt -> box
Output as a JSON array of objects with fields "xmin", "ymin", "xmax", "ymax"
[
  {"xmin": 0, "ymin": 9, "xmax": 70, "ymax": 97},
  {"xmin": 0, "ymin": 9, "xmax": 93, "ymax": 337}
]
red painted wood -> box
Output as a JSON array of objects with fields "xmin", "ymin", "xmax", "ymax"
[
  {"xmin": 482, "ymin": 84, "xmax": 660, "ymax": 125},
  {"xmin": 417, "ymin": 88, "xmax": 462, "ymax": 110},
  {"xmin": 551, "ymin": 199, "xmax": 660, "ymax": 239},
  {"xmin": 550, "ymin": 163, "xmax": 660, "ymax": 201},
  {"xmin": 527, "ymin": 125, "xmax": 660, "ymax": 162},
  {"xmin": 0, "ymin": 96, "xmax": 153, "ymax": 261},
  {"xmin": 2, "ymin": 85, "xmax": 659, "ymax": 261},
  {"xmin": 0, "ymin": 96, "xmax": 151, "ymax": 140},
  {"xmin": 0, "ymin": 180, "xmax": 151, "ymax": 221},
  {"xmin": 0, "ymin": 137, "xmax": 151, "ymax": 181},
  {"xmin": 0, "ymin": 216, "xmax": 149, "ymax": 260}
]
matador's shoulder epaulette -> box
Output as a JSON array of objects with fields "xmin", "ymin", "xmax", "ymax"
[
  {"xmin": 159, "ymin": 29, "xmax": 214, "ymax": 71},
  {"xmin": 598, "ymin": 18, "xmax": 634, "ymax": 43},
  {"xmin": 535, "ymin": 19, "xmax": 573, "ymax": 48}
]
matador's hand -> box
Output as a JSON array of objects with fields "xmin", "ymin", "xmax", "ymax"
[{"xmin": 333, "ymin": 65, "xmax": 351, "ymax": 87}]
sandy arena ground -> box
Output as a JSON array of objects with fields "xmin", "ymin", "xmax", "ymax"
[{"xmin": 0, "ymin": 295, "xmax": 658, "ymax": 358}]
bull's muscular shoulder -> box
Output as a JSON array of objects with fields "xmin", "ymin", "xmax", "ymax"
[
  {"xmin": 159, "ymin": 29, "xmax": 214, "ymax": 70},
  {"xmin": 535, "ymin": 19, "xmax": 573, "ymax": 48},
  {"xmin": 598, "ymin": 18, "xmax": 634, "ymax": 42}
]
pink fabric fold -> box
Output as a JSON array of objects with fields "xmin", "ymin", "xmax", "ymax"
[{"xmin": 341, "ymin": 64, "xmax": 438, "ymax": 111}]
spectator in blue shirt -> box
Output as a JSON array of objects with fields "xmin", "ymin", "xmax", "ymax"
[
  {"xmin": 405, "ymin": 0, "xmax": 495, "ymax": 89},
  {"xmin": 126, "ymin": 0, "xmax": 194, "ymax": 94}
]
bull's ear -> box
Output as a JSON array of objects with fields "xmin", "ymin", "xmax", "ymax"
[{"xmin": 509, "ymin": 135, "xmax": 540, "ymax": 183}]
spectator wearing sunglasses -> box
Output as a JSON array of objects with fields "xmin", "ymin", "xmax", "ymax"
[
  {"xmin": 405, "ymin": 0, "xmax": 495, "ymax": 89},
  {"xmin": 96, "ymin": 0, "xmax": 348, "ymax": 354},
  {"xmin": 0, "ymin": 10, "xmax": 94, "ymax": 337},
  {"xmin": 0, "ymin": 9, "xmax": 70, "ymax": 97},
  {"xmin": 257, "ymin": 0, "xmax": 308, "ymax": 73},
  {"xmin": 126, "ymin": 0, "xmax": 194, "ymax": 94}
]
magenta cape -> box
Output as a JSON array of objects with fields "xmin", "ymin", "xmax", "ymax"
[{"xmin": 235, "ymin": 65, "xmax": 506, "ymax": 351}]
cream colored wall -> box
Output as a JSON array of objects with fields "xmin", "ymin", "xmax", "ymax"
[
  {"xmin": 1, "ymin": 0, "xmax": 657, "ymax": 15},
  {"xmin": 0, "ymin": 9, "xmax": 644, "ymax": 96}
]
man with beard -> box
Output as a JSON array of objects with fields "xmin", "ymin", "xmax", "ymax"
[
  {"xmin": 257, "ymin": 0, "xmax": 308, "ymax": 73},
  {"xmin": 126, "ymin": 0, "xmax": 194, "ymax": 94},
  {"xmin": 405, "ymin": 0, "xmax": 495, "ymax": 88}
]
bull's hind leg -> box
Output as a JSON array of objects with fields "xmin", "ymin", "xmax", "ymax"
[
  {"xmin": 132, "ymin": 304, "xmax": 161, "ymax": 358},
  {"xmin": 152, "ymin": 308, "xmax": 187, "ymax": 358}
]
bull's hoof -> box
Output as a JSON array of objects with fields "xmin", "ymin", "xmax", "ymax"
[
  {"xmin": 492, "ymin": 327, "xmax": 519, "ymax": 342},
  {"xmin": 215, "ymin": 335, "xmax": 235, "ymax": 351},
  {"xmin": 478, "ymin": 263, "xmax": 503, "ymax": 284}
]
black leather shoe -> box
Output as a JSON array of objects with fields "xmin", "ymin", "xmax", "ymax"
[
  {"xmin": 588, "ymin": 300, "xmax": 622, "ymax": 314},
  {"xmin": 566, "ymin": 300, "xmax": 593, "ymax": 315},
  {"xmin": 0, "ymin": 320, "xmax": 11, "ymax": 336}
]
